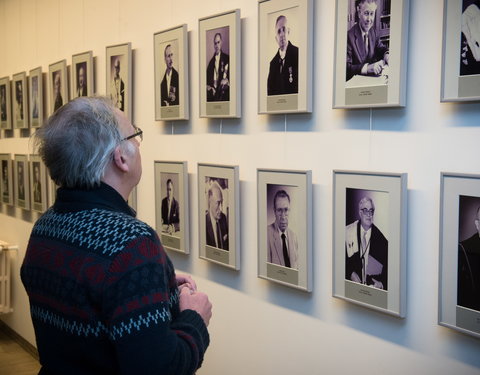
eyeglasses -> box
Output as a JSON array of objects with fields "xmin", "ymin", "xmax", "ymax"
[
  {"xmin": 121, "ymin": 126, "xmax": 143, "ymax": 143},
  {"xmin": 360, "ymin": 208, "xmax": 375, "ymax": 216}
]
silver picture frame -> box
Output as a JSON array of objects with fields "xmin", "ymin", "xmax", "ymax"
[
  {"xmin": 0, "ymin": 76, "xmax": 12, "ymax": 130},
  {"xmin": 29, "ymin": 155, "xmax": 48, "ymax": 213},
  {"xmin": 28, "ymin": 67, "xmax": 44, "ymax": 129},
  {"xmin": 71, "ymin": 50, "xmax": 94, "ymax": 99},
  {"xmin": 106, "ymin": 43, "xmax": 132, "ymax": 121},
  {"xmin": 12, "ymin": 72, "xmax": 29, "ymax": 129},
  {"xmin": 48, "ymin": 60, "xmax": 68, "ymax": 115},
  {"xmin": 0, "ymin": 153, "xmax": 13, "ymax": 206},
  {"xmin": 14, "ymin": 154, "xmax": 30, "ymax": 210}
]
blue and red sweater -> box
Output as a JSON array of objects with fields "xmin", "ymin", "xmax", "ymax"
[{"xmin": 21, "ymin": 182, "xmax": 209, "ymax": 375}]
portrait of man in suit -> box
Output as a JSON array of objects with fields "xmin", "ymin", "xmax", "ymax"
[
  {"xmin": 267, "ymin": 14, "xmax": 298, "ymax": 96},
  {"xmin": 206, "ymin": 31, "xmax": 230, "ymax": 102},
  {"xmin": 267, "ymin": 189, "xmax": 298, "ymax": 269},
  {"xmin": 161, "ymin": 44, "xmax": 179, "ymax": 106},
  {"xmin": 32, "ymin": 162, "xmax": 42, "ymax": 204},
  {"xmin": 0, "ymin": 84, "xmax": 6, "ymax": 121},
  {"xmin": 346, "ymin": 0, "xmax": 389, "ymax": 82},
  {"xmin": 1, "ymin": 161, "xmax": 8, "ymax": 198},
  {"xmin": 345, "ymin": 195, "xmax": 388, "ymax": 290},
  {"xmin": 31, "ymin": 76, "xmax": 39, "ymax": 119},
  {"xmin": 53, "ymin": 71, "xmax": 63, "ymax": 112},
  {"xmin": 205, "ymin": 180, "xmax": 229, "ymax": 250},
  {"xmin": 17, "ymin": 161, "xmax": 25, "ymax": 201},
  {"xmin": 110, "ymin": 56, "xmax": 125, "ymax": 111},
  {"xmin": 161, "ymin": 177, "xmax": 180, "ymax": 235},
  {"xmin": 15, "ymin": 80, "xmax": 24, "ymax": 121},
  {"xmin": 76, "ymin": 63, "xmax": 88, "ymax": 98}
]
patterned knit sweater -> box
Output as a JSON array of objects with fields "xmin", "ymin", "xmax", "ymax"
[{"xmin": 21, "ymin": 183, "xmax": 209, "ymax": 375}]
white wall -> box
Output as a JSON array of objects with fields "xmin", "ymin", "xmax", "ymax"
[{"xmin": 1, "ymin": 0, "xmax": 480, "ymax": 374}]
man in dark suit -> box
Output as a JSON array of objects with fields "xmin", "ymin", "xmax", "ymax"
[
  {"xmin": 458, "ymin": 206, "xmax": 480, "ymax": 311},
  {"xmin": 267, "ymin": 15, "xmax": 298, "ymax": 96},
  {"xmin": 345, "ymin": 196, "xmax": 388, "ymax": 290},
  {"xmin": 161, "ymin": 178, "xmax": 180, "ymax": 234},
  {"xmin": 53, "ymin": 71, "xmax": 63, "ymax": 112},
  {"xmin": 160, "ymin": 44, "xmax": 179, "ymax": 106},
  {"xmin": 110, "ymin": 57, "xmax": 125, "ymax": 111},
  {"xmin": 205, "ymin": 181, "xmax": 228, "ymax": 250},
  {"xmin": 206, "ymin": 33, "xmax": 230, "ymax": 102},
  {"xmin": 346, "ymin": 0, "xmax": 389, "ymax": 81},
  {"xmin": 33, "ymin": 163, "xmax": 42, "ymax": 203},
  {"xmin": 76, "ymin": 65, "xmax": 87, "ymax": 97}
]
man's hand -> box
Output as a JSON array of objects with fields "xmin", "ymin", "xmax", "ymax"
[
  {"xmin": 179, "ymin": 288, "xmax": 213, "ymax": 326},
  {"xmin": 176, "ymin": 274, "xmax": 197, "ymax": 292},
  {"xmin": 367, "ymin": 60, "xmax": 384, "ymax": 75}
]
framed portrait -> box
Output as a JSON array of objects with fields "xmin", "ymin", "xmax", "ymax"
[
  {"xmin": 439, "ymin": 173, "xmax": 480, "ymax": 338},
  {"xmin": 0, "ymin": 76, "xmax": 12, "ymax": 130},
  {"xmin": 257, "ymin": 169, "xmax": 313, "ymax": 291},
  {"xmin": 333, "ymin": 170, "xmax": 407, "ymax": 317},
  {"xmin": 13, "ymin": 154, "xmax": 30, "ymax": 210},
  {"xmin": 198, "ymin": 163, "xmax": 240, "ymax": 270},
  {"xmin": 154, "ymin": 24, "xmax": 189, "ymax": 121},
  {"xmin": 0, "ymin": 154, "xmax": 13, "ymax": 206},
  {"xmin": 48, "ymin": 60, "xmax": 68, "ymax": 116},
  {"xmin": 29, "ymin": 67, "xmax": 44, "ymax": 128},
  {"xmin": 106, "ymin": 43, "xmax": 132, "ymax": 121},
  {"xmin": 12, "ymin": 72, "xmax": 28, "ymax": 129},
  {"xmin": 333, "ymin": 0, "xmax": 410, "ymax": 108},
  {"xmin": 71, "ymin": 51, "xmax": 94, "ymax": 99},
  {"xmin": 154, "ymin": 161, "xmax": 189, "ymax": 254},
  {"xmin": 29, "ymin": 155, "xmax": 48, "ymax": 213},
  {"xmin": 441, "ymin": 0, "xmax": 480, "ymax": 102},
  {"xmin": 199, "ymin": 9, "xmax": 241, "ymax": 118},
  {"xmin": 258, "ymin": 0, "xmax": 313, "ymax": 114}
]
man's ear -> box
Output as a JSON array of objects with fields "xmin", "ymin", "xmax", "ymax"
[{"xmin": 112, "ymin": 145, "xmax": 129, "ymax": 173}]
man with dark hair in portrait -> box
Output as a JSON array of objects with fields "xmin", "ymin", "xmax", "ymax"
[
  {"xmin": 16, "ymin": 80, "xmax": 24, "ymax": 121},
  {"xmin": 76, "ymin": 64, "xmax": 88, "ymax": 97},
  {"xmin": 53, "ymin": 71, "xmax": 63, "ymax": 112},
  {"xmin": 161, "ymin": 44, "xmax": 180, "ymax": 106},
  {"xmin": 110, "ymin": 57, "xmax": 125, "ymax": 111},
  {"xmin": 17, "ymin": 162, "xmax": 25, "ymax": 201},
  {"xmin": 32, "ymin": 163, "xmax": 42, "ymax": 203},
  {"xmin": 267, "ymin": 189, "xmax": 298, "ymax": 268},
  {"xmin": 458, "ymin": 206, "xmax": 480, "ymax": 311},
  {"xmin": 346, "ymin": 0, "xmax": 389, "ymax": 82},
  {"xmin": 1, "ymin": 161, "xmax": 8, "ymax": 198},
  {"xmin": 21, "ymin": 97, "xmax": 212, "ymax": 374},
  {"xmin": 205, "ymin": 181, "xmax": 229, "ymax": 250},
  {"xmin": 460, "ymin": 0, "xmax": 480, "ymax": 75},
  {"xmin": 345, "ymin": 196, "xmax": 388, "ymax": 289},
  {"xmin": 161, "ymin": 178, "xmax": 180, "ymax": 234},
  {"xmin": 206, "ymin": 32, "xmax": 230, "ymax": 102},
  {"xmin": 1, "ymin": 84, "xmax": 7, "ymax": 121},
  {"xmin": 267, "ymin": 15, "xmax": 299, "ymax": 96}
]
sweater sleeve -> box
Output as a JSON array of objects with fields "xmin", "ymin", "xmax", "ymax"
[{"xmin": 103, "ymin": 234, "xmax": 209, "ymax": 375}]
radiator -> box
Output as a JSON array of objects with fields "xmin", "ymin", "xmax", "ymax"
[{"xmin": 0, "ymin": 240, "xmax": 15, "ymax": 314}]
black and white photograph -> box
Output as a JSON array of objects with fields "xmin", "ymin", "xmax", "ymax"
[
  {"xmin": 154, "ymin": 25, "xmax": 189, "ymax": 121},
  {"xmin": 29, "ymin": 155, "xmax": 48, "ymax": 212},
  {"xmin": 258, "ymin": 169, "xmax": 312, "ymax": 291},
  {"xmin": 199, "ymin": 10, "xmax": 241, "ymax": 118},
  {"xmin": 72, "ymin": 51, "xmax": 94, "ymax": 99},
  {"xmin": 198, "ymin": 163, "xmax": 239, "ymax": 269},
  {"xmin": 154, "ymin": 161, "xmax": 189, "ymax": 254},
  {"xmin": 439, "ymin": 173, "xmax": 480, "ymax": 338},
  {"xmin": 0, "ymin": 78, "xmax": 11, "ymax": 129},
  {"xmin": 14, "ymin": 154, "xmax": 30, "ymax": 210},
  {"xmin": 13, "ymin": 72, "xmax": 28, "ymax": 129},
  {"xmin": 333, "ymin": 170, "xmax": 407, "ymax": 316},
  {"xmin": 106, "ymin": 43, "xmax": 132, "ymax": 121},
  {"xmin": 333, "ymin": 0, "xmax": 409, "ymax": 108},
  {"xmin": 29, "ymin": 67, "xmax": 44, "ymax": 128},
  {"xmin": 258, "ymin": 0, "xmax": 313, "ymax": 114},
  {"xmin": 48, "ymin": 60, "xmax": 68, "ymax": 115},
  {"xmin": 0, "ymin": 154, "xmax": 13, "ymax": 206},
  {"xmin": 442, "ymin": 0, "xmax": 480, "ymax": 101}
]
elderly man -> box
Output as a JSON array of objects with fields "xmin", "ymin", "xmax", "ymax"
[
  {"xmin": 346, "ymin": 0, "xmax": 389, "ymax": 81},
  {"xmin": 206, "ymin": 32, "xmax": 230, "ymax": 102},
  {"xmin": 267, "ymin": 15, "xmax": 299, "ymax": 96},
  {"xmin": 161, "ymin": 44, "xmax": 180, "ymax": 106},
  {"xmin": 205, "ymin": 181, "xmax": 229, "ymax": 250},
  {"xmin": 110, "ymin": 57, "xmax": 125, "ymax": 111},
  {"xmin": 458, "ymin": 206, "xmax": 480, "ymax": 311},
  {"xmin": 267, "ymin": 189, "xmax": 298, "ymax": 269},
  {"xmin": 345, "ymin": 196, "xmax": 388, "ymax": 290},
  {"xmin": 21, "ymin": 97, "xmax": 212, "ymax": 374}
]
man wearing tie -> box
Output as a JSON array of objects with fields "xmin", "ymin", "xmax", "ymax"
[
  {"xmin": 267, "ymin": 189, "xmax": 298, "ymax": 269},
  {"xmin": 345, "ymin": 196, "xmax": 388, "ymax": 290},
  {"xmin": 110, "ymin": 57, "xmax": 125, "ymax": 111},
  {"xmin": 206, "ymin": 32, "xmax": 230, "ymax": 102},
  {"xmin": 346, "ymin": 0, "xmax": 389, "ymax": 81},
  {"xmin": 160, "ymin": 44, "xmax": 179, "ymax": 106},
  {"xmin": 161, "ymin": 178, "xmax": 180, "ymax": 235},
  {"xmin": 205, "ymin": 182, "xmax": 229, "ymax": 250}
]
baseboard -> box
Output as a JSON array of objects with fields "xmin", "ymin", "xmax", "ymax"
[{"xmin": 0, "ymin": 319, "xmax": 39, "ymax": 360}]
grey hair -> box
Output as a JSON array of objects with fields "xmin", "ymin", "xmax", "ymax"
[
  {"xmin": 34, "ymin": 96, "xmax": 123, "ymax": 189},
  {"xmin": 358, "ymin": 196, "xmax": 375, "ymax": 210}
]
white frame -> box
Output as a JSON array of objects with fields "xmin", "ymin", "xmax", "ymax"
[
  {"xmin": 0, "ymin": 154, "xmax": 13, "ymax": 206},
  {"xmin": 71, "ymin": 51, "xmax": 94, "ymax": 99},
  {"xmin": 441, "ymin": 0, "xmax": 480, "ymax": 102},
  {"xmin": 29, "ymin": 155, "xmax": 48, "ymax": 213},
  {"xmin": 12, "ymin": 72, "xmax": 29, "ymax": 129},
  {"xmin": 439, "ymin": 172, "xmax": 480, "ymax": 338},
  {"xmin": 29, "ymin": 67, "xmax": 44, "ymax": 128},
  {"xmin": 257, "ymin": 168, "xmax": 313, "ymax": 291},
  {"xmin": 198, "ymin": 163, "xmax": 240, "ymax": 270},
  {"xmin": 199, "ymin": 9, "xmax": 241, "ymax": 118},
  {"xmin": 106, "ymin": 43, "xmax": 132, "ymax": 121},
  {"xmin": 48, "ymin": 60, "xmax": 68, "ymax": 115},
  {"xmin": 258, "ymin": 0, "xmax": 313, "ymax": 114},
  {"xmin": 14, "ymin": 154, "xmax": 30, "ymax": 210},
  {"xmin": 154, "ymin": 161, "xmax": 190, "ymax": 254},
  {"xmin": 154, "ymin": 24, "xmax": 189, "ymax": 121},
  {"xmin": 333, "ymin": 0, "xmax": 410, "ymax": 108},
  {"xmin": 0, "ymin": 76, "xmax": 12, "ymax": 130},
  {"xmin": 333, "ymin": 170, "xmax": 407, "ymax": 317}
]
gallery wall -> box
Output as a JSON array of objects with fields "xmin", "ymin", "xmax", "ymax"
[{"xmin": 1, "ymin": 0, "xmax": 480, "ymax": 374}]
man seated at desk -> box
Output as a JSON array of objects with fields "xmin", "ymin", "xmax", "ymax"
[{"xmin": 346, "ymin": 0, "xmax": 389, "ymax": 82}]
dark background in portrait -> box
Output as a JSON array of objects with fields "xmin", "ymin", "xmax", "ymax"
[
  {"xmin": 160, "ymin": 172, "xmax": 180, "ymax": 204},
  {"xmin": 459, "ymin": 0, "xmax": 480, "ymax": 76},
  {"xmin": 266, "ymin": 184, "xmax": 298, "ymax": 231},
  {"xmin": 205, "ymin": 176, "xmax": 229, "ymax": 216},
  {"xmin": 0, "ymin": 84, "xmax": 6, "ymax": 120},
  {"xmin": 1, "ymin": 160, "xmax": 8, "ymax": 195},
  {"xmin": 52, "ymin": 70, "xmax": 62, "ymax": 95},
  {"xmin": 458, "ymin": 195, "xmax": 480, "ymax": 241},
  {"xmin": 205, "ymin": 26, "xmax": 230, "ymax": 66},
  {"xmin": 31, "ymin": 76, "xmax": 39, "ymax": 119},
  {"xmin": 76, "ymin": 62, "xmax": 87, "ymax": 89}
]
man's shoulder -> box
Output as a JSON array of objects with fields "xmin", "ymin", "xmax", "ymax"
[{"xmin": 372, "ymin": 224, "xmax": 388, "ymax": 243}]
